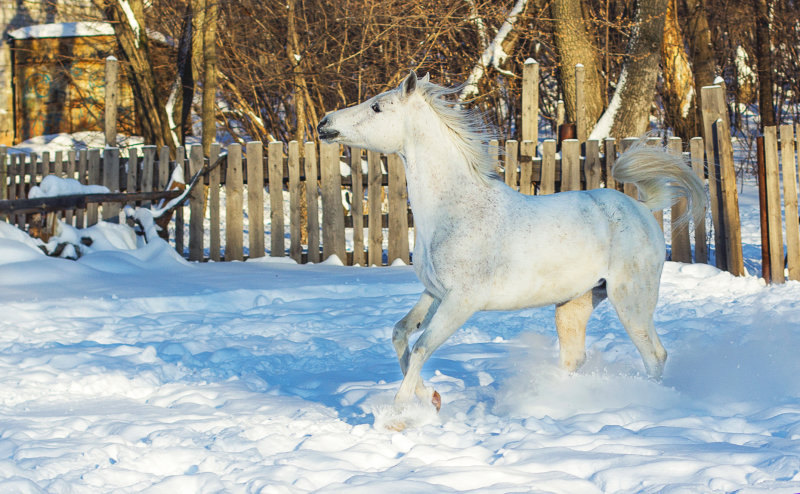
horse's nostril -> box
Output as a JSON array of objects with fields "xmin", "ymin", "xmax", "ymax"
[{"xmin": 317, "ymin": 117, "xmax": 329, "ymax": 132}]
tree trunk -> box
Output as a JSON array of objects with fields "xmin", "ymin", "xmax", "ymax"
[
  {"xmin": 550, "ymin": 0, "xmax": 604, "ymax": 130},
  {"xmin": 662, "ymin": 0, "xmax": 696, "ymax": 140},
  {"xmin": 286, "ymin": 0, "xmax": 309, "ymax": 243},
  {"xmin": 753, "ymin": 0, "xmax": 776, "ymax": 129},
  {"xmin": 684, "ymin": 0, "xmax": 718, "ymax": 139},
  {"xmin": 593, "ymin": 0, "xmax": 669, "ymax": 139},
  {"xmin": 97, "ymin": 0, "xmax": 176, "ymax": 154},
  {"xmin": 201, "ymin": 0, "xmax": 219, "ymax": 156}
]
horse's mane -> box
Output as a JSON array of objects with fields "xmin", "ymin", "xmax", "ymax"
[{"xmin": 416, "ymin": 80, "xmax": 500, "ymax": 184}]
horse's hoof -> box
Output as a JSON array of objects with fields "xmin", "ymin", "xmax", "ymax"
[
  {"xmin": 432, "ymin": 390, "xmax": 441, "ymax": 412},
  {"xmin": 384, "ymin": 420, "xmax": 407, "ymax": 432}
]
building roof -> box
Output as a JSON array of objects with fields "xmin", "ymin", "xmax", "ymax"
[{"xmin": 8, "ymin": 22, "xmax": 114, "ymax": 40}]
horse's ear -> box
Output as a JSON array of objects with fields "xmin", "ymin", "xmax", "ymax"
[
  {"xmin": 401, "ymin": 71, "xmax": 417, "ymax": 98},
  {"xmin": 420, "ymin": 73, "xmax": 431, "ymax": 84}
]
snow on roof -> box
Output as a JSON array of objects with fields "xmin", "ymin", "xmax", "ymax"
[{"xmin": 8, "ymin": 22, "xmax": 115, "ymax": 40}]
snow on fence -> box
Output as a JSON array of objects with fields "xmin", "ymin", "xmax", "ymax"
[{"xmin": 2, "ymin": 135, "xmax": 724, "ymax": 268}]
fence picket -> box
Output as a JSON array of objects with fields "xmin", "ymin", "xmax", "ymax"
[
  {"xmin": 561, "ymin": 139, "xmax": 580, "ymax": 191},
  {"xmin": 585, "ymin": 139, "xmax": 601, "ymax": 190},
  {"xmin": 157, "ymin": 146, "xmax": 170, "ymax": 190},
  {"xmin": 351, "ymin": 148, "xmax": 365, "ymax": 266},
  {"xmin": 763, "ymin": 127, "xmax": 784, "ymax": 283},
  {"xmin": 668, "ymin": 137, "xmax": 691, "ymax": 263},
  {"xmin": 388, "ymin": 154, "xmax": 409, "ymax": 264},
  {"xmin": 288, "ymin": 141, "xmax": 303, "ymax": 263},
  {"xmin": 188, "ymin": 145, "xmax": 205, "ymax": 261},
  {"xmin": 522, "ymin": 59, "xmax": 539, "ymax": 145},
  {"xmin": 504, "ymin": 140, "xmax": 518, "ymax": 190},
  {"xmin": 87, "ymin": 149, "xmax": 100, "ymax": 226},
  {"xmin": 320, "ymin": 142, "xmax": 345, "ymax": 262},
  {"xmin": 604, "ymin": 138, "xmax": 617, "ymax": 191},
  {"xmin": 780, "ymin": 124, "xmax": 800, "ymax": 280},
  {"xmin": 65, "ymin": 150, "xmax": 76, "ymax": 225},
  {"xmin": 540, "ymin": 139, "xmax": 556, "ymax": 195},
  {"xmin": 248, "ymin": 141, "xmax": 267, "ymax": 258},
  {"xmin": 225, "ymin": 143, "xmax": 244, "ymax": 261},
  {"xmin": 209, "ymin": 143, "xmax": 221, "ymax": 262},
  {"xmin": 0, "ymin": 147, "xmax": 6, "ymax": 201},
  {"xmin": 367, "ymin": 150, "xmax": 383, "ymax": 266},
  {"xmin": 520, "ymin": 140, "xmax": 535, "ymax": 195},
  {"xmin": 267, "ymin": 141, "xmax": 284, "ymax": 258},
  {"xmin": 713, "ymin": 118, "xmax": 744, "ymax": 276},
  {"xmin": 701, "ymin": 85, "xmax": 728, "ymax": 271},
  {"xmin": 175, "ymin": 146, "xmax": 185, "ymax": 255},
  {"xmin": 304, "ymin": 142, "xmax": 320, "ymax": 263},
  {"xmin": 102, "ymin": 147, "xmax": 120, "ymax": 221},
  {"xmin": 690, "ymin": 137, "xmax": 708, "ymax": 263}
]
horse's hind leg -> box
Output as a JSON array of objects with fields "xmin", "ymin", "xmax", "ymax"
[
  {"xmin": 555, "ymin": 287, "xmax": 606, "ymax": 372},
  {"xmin": 607, "ymin": 272, "xmax": 667, "ymax": 379}
]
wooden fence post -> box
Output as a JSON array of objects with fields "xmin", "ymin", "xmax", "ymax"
[
  {"xmin": 780, "ymin": 124, "xmax": 800, "ymax": 280},
  {"xmin": 669, "ymin": 137, "xmax": 691, "ymax": 263},
  {"xmin": 248, "ymin": 141, "xmax": 267, "ymax": 258},
  {"xmin": 102, "ymin": 147, "xmax": 120, "ymax": 222},
  {"xmin": 266, "ymin": 141, "xmax": 284, "ymax": 257},
  {"xmin": 584, "ymin": 139, "xmax": 601, "ymax": 190},
  {"xmin": 561, "ymin": 139, "xmax": 580, "ymax": 191},
  {"xmin": 388, "ymin": 154, "xmax": 410, "ymax": 264},
  {"xmin": 104, "ymin": 56, "xmax": 118, "ymax": 148},
  {"xmin": 504, "ymin": 140, "xmax": 518, "ymax": 191},
  {"xmin": 350, "ymin": 148, "xmax": 365, "ymax": 266},
  {"xmin": 157, "ymin": 146, "xmax": 170, "ymax": 190},
  {"xmin": 87, "ymin": 149, "xmax": 100, "ymax": 226},
  {"xmin": 520, "ymin": 140, "xmax": 535, "ymax": 195},
  {"xmin": 689, "ymin": 136, "xmax": 708, "ymax": 264},
  {"xmin": 620, "ymin": 138, "xmax": 639, "ymax": 199},
  {"xmin": 540, "ymin": 139, "xmax": 556, "ymax": 195},
  {"xmin": 225, "ymin": 143, "xmax": 244, "ymax": 261},
  {"xmin": 522, "ymin": 58, "xmax": 539, "ymax": 147},
  {"xmin": 575, "ymin": 64, "xmax": 586, "ymax": 145},
  {"xmin": 304, "ymin": 141, "xmax": 320, "ymax": 263},
  {"xmin": 208, "ymin": 143, "xmax": 221, "ymax": 262},
  {"xmin": 175, "ymin": 146, "xmax": 185, "ymax": 255},
  {"xmin": 712, "ymin": 118, "xmax": 744, "ymax": 275},
  {"xmin": 288, "ymin": 141, "xmax": 303, "ymax": 262},
  {"xmin": 763, "ymin": 126, "xmax": 784, "ymax": 283},
  {"xmin": 188, "ymin": 145, "xmax": 205, "ymax": 261},
  {"xmin": 320, "ymin": 142, "xmax": 345, "ymax": 262},
  {"xmin": 367, "ymin": 150, "xmax": 383, "ymax": 265},
  {"xmin": 700, "ymin": 85, "xmax": 728, "ymax": 270},
  {"xmin": 0, "ymin": 146, "xmax": 7, "ymax": 201},
  {"xmin": 605, "ymin": 138, "xmax": 617, "ymax": 191}
]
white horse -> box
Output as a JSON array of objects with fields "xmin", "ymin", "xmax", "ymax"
[{"xmin": 317, "ymin": 72, "xmax": 706, "ymax": 411}]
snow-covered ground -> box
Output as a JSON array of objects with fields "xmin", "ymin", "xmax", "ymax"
[{"xmin": 2, "ymin": 163, "xmax": 800, "ymax": 493}]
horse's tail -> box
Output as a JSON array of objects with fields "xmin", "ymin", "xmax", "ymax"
[{"xmin": 611, "ymin": 140, "xmax": 707, "ymax": 230}]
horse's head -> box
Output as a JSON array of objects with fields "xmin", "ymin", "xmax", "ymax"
[{"xmin": 317, "ymin": 71, "xmax": 428, "ymax": 154}]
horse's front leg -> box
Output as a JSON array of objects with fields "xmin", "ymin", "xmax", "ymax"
[
  {"xmin": 392, "ymin": 291, "xmax": 437, "ymax": 375},
  {"xmin": 394, "ymin": 294, "xmax": 473, "ymax": 408}
]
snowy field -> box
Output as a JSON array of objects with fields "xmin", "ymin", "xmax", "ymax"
[{"xmin": 2, "ymin": 176, "xmax": 800, "ymax": 492}]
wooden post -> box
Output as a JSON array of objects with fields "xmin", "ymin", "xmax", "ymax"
[
  {"xmin": 266, "ymin": 141, "xmax": 284, "ymax": 257},
  {"xmin": 175, "ymin": 146, "xmax": 185, "ymax": 255},
  {"xmin": 350, "ymin": 148, "xmax": 365, "ymax": 266},
  {"xmin": 208, "ymin": 143, "xmax": 221, "ymax": 262},
  {"xmin": 668, "ymin": 137, "xmax": 691, "ymax": 263},
  {"xmin": 575, "ymin": 64, "xmax": 586, "ymax": 145},
  {"xmin": 504, "ymin": 140, "xmax": 519, "ymax": 191},
  {"xmin": 288, "ymin": 141, "xmax": 303, "ymax": 263},
  {"xmin": 157, "ymin": 146, "xmax": 170, "ymax": 191},
  {"xmin": 755, "ymin": 136, "xmax": 770, "ymax": 282},
  {"xmin": 522, "ymin": 58, "xmax": 539, "ymax": 147},
  {"xmin": 556, "ymin": 100, "xmax": 565, "ymax": 129},
  {"xmin": 102, "ymin": 147, "xmax": 120, "ymax": 222},
  {"xmin": 712, "ymin": 118, "xmax": 744, "ymax": 276},
  {"xmin": 0, "ymin": 146, "xmax": 6, "ymax": 201},
  {"xmin": 225, "ymin": 143, "xmax": 244, "ymax": 261},
  {"xmin": 304, "ymin": 141, "xmax": 320, "ymax": 263},
  {"xmin": 584, "ymin": 139, "xmax": 601, "ymax": 190},
  {"xmin": 41, "ymin": 151, "xmax": 50, "ymax": 176},
  {"xmin": 540, "ymin": 139, "xmax": 556, "ymax": 195},
  {"xmin": 87, "ymin": 149, "xmax": 100, "ymax": 226},
  {"xmin": 65, "ymin": 150, "xmax": 76, "ymax": 225},
  {"xmin": 700, "ymin": 85, "xmax": 728, "ymax": 270},
  {"xmin": 605, "ymin": 138, "xmax": 618, "ymax": 191},
  {"xmin": 141, "ymin": 145, "xmax": 156, "ymax": 207},
  {"xmin": 561, "ymin": 139, "xmax": 580, "ymax": 191},
  {"xmin": 248, "ymin": 141, "xmax": 267, "ymax": 258},
  {"xmin": 320, "ymin": 142, "xmax": 345, "ymax": 262},
  {"xmin": 763, "ymin": 126, "xmax": 784, "ymax": 283},
  {"xmin": 188, "ymin": 145, "xmax": 205, "ymax": 261},
  {"xmin": 367, "ymin": 150, "xmax": 383, "ymax": 266},
  {"xmin": 690, "ymin": 137, "xmax": 708, "ymax": 264},
  {"xmin": 104, "ymin": 56, "xmax": 119, "ymax": 148},
  {"xmin": 53, "ymin": 151, "xmax": 63, "ymax": 178},
  {"xmin": 620, "ymin": 138, "xmax": 639, "ymax": 199},
  {"xmin": 780, "ymin": 124, "xmax": 800, "ymax": 280},
  {"xmin": 519, "ymin": 140, "xmax": 535, "ymax": 195},
  {"xmin": 388, "ymin": 153, "xmax": 410, "ymax": 264}
]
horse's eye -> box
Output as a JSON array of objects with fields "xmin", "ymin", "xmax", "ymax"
[{"xmin": 371, "ymin": 102, "xmax": 381, "ymax": 113}]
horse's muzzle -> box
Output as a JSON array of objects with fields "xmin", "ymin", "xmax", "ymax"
[{"xmin": 317, "ymin": 117, "xmax": 339, "ymax": 142}]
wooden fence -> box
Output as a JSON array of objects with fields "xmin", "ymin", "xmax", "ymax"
[{"xmin": 1, "ymin": 134, "xmax": 722, "ymax": 267}]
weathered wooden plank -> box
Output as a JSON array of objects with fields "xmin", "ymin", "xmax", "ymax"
[
  {"xmin": 388, "ymin": 153, "xmax": 409, "ymax": 264},
  {"xmin": 1, "ymin": 190, "xmax": 181, "ymax": 215},
  {"xmin": 584, "ymin": 139, "xmax": 601, "ymax": 190},
  {"xmin": 53, "ymin": 150, "xmax": 63, "ymax": 178},
  {"xmin": 713, "ymin": 118, "xmax": 744, "ymax": 276},
  {"xmin": 320, "ymin": 142, "xmax": 345, "ymax": 262},
  {"xmin": 126, "ymin": 147, "xmax": 137, "ymax": 193},
  {"xmin": 701, "ymin": 85, "xmax": 728, "ymax": 270},
  {"xmin": 305, "ymin": 141, "xmax": 321, "ymax": 263},
  {"xmin": 689, "ymin": 137, "xmax": 708, "ymax": 263},
  {"xmin": 561, "ymin": 139, "xmax": 580, "ymax": 191},
  {"xmin": 522, "ymin": 59, "xmax": 539, "ymax": 145},
  {"xmin": 504, "ymin": 140, "xmax": 518, "ymax": 190},
  {"xmin": 157, "ymin": 146, "xmax": 170, "ymax": 190},
  {"xmin": 225, "ymin": 143, "xmax": 244, "ymax": 261},
  {"xmin": 208, "ymin": 143, "xmax": 221, "ymax": 262},
  {"xmin": 575, "ymin": 64, "xmax": 587, "ymax": 144},
  {"xmin": 41, "ymin": 151, "xmax": 51, "ymax": 176},
  {"xmin": 65, "ymin": 150, "xmax": 76, "ymax": 224},
  {"xmin": 367, "ymin": 150, "xmax": 383, "ymax": 265},
  {"xmin": 247, "ymin": 141, "xmax": 266, "ymax": 258},
  {"xmin": 0, "ymin": 146, "xmax": 7, "ymax": 201},
  {"xmin": 288, "ymin": 141, "xmax": 303, "ymax": 262},
  {"xmin": 188, "ymin": 145, "xmax": 205, "ymax": 261},
  {"xmin": 780, "ymin": 124, "xmax": 800, "ymax": 280},
  {"xmin": 175, "ymin": 146, "xmax": 185, "ymax": 255},
  {"xmin": 519, "ymin": 140, "xmax": 535, "ymax": 194},
  {"xmin": 605, "ymin": 138, "xmax": 618, "ymax": 191},
  {"xmin": 540, "ymin": 139, "xmax": 556, "ymax": 195},
  {"xmin": 141, "ymin": 146, "xmax": 155, "ymax": 194},
  {"xmin": 763, "ymin": 126, "xmax": 784, "ymax": 283},
  {"xmin": 350, "ymin": 148, "xmax": 365, "ymax": 266},
  {"xmin": 87, "ymin": 149, "xmax": 100, "ymax": 226},
  {"xmin": 104, "ymin": 56, "xmax": 119, "ymax": 147},
  {"xmin": 102, "ymin": 147, "xmax": 120, "ymax": 221},
  {"xmin": 620, "ymin": 137, "xmax": 639, "ymax": 199},
  {"xmin": 668, "ymin": 137, "xmax": 691, "ymax": 263},
  {"xmin": 266, "ymin": 141, "xmax": 285, "ymax": 258}
]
